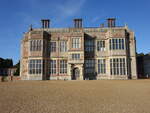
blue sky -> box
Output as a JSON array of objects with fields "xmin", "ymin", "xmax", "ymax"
[{"xmin": 0, "ymin": 0, "xmax": 150, "ymax": 64}]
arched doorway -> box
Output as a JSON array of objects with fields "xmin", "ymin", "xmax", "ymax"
[{"xmin": 72, "ymin": 68, "xmax": 80, "ymax": 80}]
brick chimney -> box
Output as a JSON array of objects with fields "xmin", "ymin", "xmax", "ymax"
[
  {"xmin": 41, "ymin": 19, "xmax": 50, "ymax": 28},
  {"xmin": 74, "ymin": 19, "xmax": 82, "ymax": 28},
  {"xmin": 107, "ymin": 18, "xmax": 116, "ymax": 27}
]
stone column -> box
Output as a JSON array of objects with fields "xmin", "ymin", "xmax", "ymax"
[
  {"xmin": 68, "ymin": 64, "xmax": 72, "ymax": 80},
  {"xmin": 131, "ymin": 57, "xmax": 137, "ymax": 79},
  {"xmin": 79, "ymin": 64, "xmax": 84, "ymax": 80},
  {"xmin": 107, "ymin": 57, "xmax": 111, "ymax": 79}
]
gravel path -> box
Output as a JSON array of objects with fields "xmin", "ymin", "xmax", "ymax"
[{"xmin": 0, "ymin": 80, "xmax": 150, "ymax": 113}]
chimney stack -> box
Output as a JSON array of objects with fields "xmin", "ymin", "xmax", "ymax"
[
  {"xmin": 74, "ymin": 19, "xmax": 82, "ymax": 28},
  {"xmin": 41, "ymin": 19, "xmax": 50, "ymax": 28},
  {"xmin": 107, "ymin": 18, "xmax": 116, "ymax": 27}
]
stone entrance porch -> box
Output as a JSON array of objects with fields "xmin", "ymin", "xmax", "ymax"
[{"xmin": 68, "ymin": 64, "xmax": 84, "ymax": 80}]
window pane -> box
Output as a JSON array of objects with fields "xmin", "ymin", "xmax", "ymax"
[
  {"xmin": 50, "ymin": 42, "xmax": 56, "ymax": 52},
  {"xmin": 110, "ymin": 38, "xmax": 125, "ymax": 50},
  {"xmin": 72, "ymin": 54, "xmax": 80, "ymax": 60},
  {"xmin": 85, "ymin": 40, "xmax": 94, "ymax": 52},
  {"xmin": 49, "ymin": 60, "xmax": 56, "ymax": 74},
  {"xmin": 60, "ymin": 60, "xmax": 67, "ymax": 74},
  {"xmin": 60, "ymin": 41, "xmax": 67, "ymax": 52},
  {"xmin": 110, "ymin": 58, "xmax": 126, "ymax": 75},
  {"xmin": 97, "ymin": 40, "xmax": 105, "ymax": 51},
  {"xmin": 85, "ymin": 59, "xmax": 95, "ymax": 74},
  {"xmin": 98, "ymin": 59, "xmax": 106, "ymax": 74},
  {"xmin": 30, "ymin": 40, "xmax": 42, "ymax": 51},
  {"xmin": 72, "ymin": 38, "xmax": 80, "ymax": 48},
  {"xmin": 122, "ymin": 39, "xmax": 125, "ymax": 50},
  {"xmin": 28, "ymin": 60, "xmax": 42, "ymax": 74}
]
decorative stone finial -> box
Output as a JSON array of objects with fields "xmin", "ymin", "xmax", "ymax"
[
  {"xmin": 29, "ymin": 24, "xmax": 33, "ymax": 31},
  {"xmin": 125, "ymin": 23, "xmax": 128, "ymax": 28}
]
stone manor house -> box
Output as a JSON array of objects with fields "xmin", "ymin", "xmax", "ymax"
[{"xmin": 20, "ymin": 18, "xmax": 137, "ymax": 80}]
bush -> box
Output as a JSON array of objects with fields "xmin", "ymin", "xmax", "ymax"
[{"xmin": 1, "ymin": 76, "xmax": 8, "ymax": 82}]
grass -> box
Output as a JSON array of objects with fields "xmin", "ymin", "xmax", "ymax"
[{"xmin": 0, "ymin": 80, "xmax": 150, "ymax": 113}]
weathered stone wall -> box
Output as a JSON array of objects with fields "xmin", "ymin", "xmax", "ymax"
[
  {"xmin": 0, "ymin": 76, "xmax": 21, "ymax": 82},
  {"xmin": 20, "ymin": 26, "xmax": 137, "ymax": 80}
]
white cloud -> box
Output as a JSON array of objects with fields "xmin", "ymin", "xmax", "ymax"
[
  {"xmin": 16, "ymin": 0, "xmax": 87, "ymax": 28},
  {"xmin": 91, "ymin": 10, "xmax": 108, "ymax": 23},
  {"xmin": 55, "ymin": 0, "xmax": 86, "ymax": 18}
]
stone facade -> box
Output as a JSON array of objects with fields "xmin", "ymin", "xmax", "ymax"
[
  {"xmin": 137, "ymin": 54, "xmax": 150, "ymax": 78},
  {"xmin": 20, "ymin": 18, "xmax": 137, "ymax": 80}
]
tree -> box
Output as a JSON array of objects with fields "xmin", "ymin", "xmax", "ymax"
[
  {"xmin": 0, "ymin": 58, "xmax": 13, "ymax": 68},
  {"xmin": 137, "ymin": 53, "xmax": 145, "ymax": 57},
  {"xmin": 14, "ymin": 61, "xmax": 20, "ymax": 76}
]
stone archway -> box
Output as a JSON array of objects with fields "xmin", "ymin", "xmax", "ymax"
[{"xmin": 72, "ymin": 68, "xmax": 80, "ymax": 80}]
